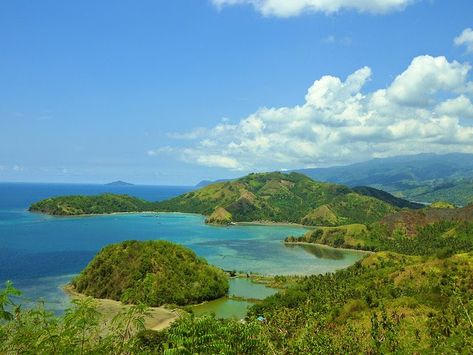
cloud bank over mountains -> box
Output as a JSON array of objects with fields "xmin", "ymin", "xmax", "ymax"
[
  {"xmin": 211, "ymin": 0, "xmax": 415, "ymax": 16},
  {"xmin": 150, "ymin": 29, "xmax": 473, "ymax": 172}
]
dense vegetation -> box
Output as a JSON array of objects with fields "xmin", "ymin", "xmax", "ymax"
[
  {"xmin": 4, "ymin": 250, "xmax": 471, "ymax": 353},
  {"xmin": 287, "ymin": 205, "xmax": 473, "ymax": 257},
  {"xmin": 296, "ymin": 153, "xmax": 473, "ymax": 206},
  {"xmin": 29, "ymin": 193, "xmax": 154, "ymax": 216},
  {"xmin": 16, "ymin": 170, "xmax": 473, "ymax": 352},
  {"xmin": 155, "ymin": 172, "xmax": 398, "ymax": 226},
  {"xmin": 72, "ymin": 240, "xmax": 229, "ymax": 306}
]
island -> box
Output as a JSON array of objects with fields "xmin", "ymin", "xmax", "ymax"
[
  {"xmin": 70, "ymin": 240, "xmax": 229, "ymax": 306},
  {"xmin": 106, "ymin": 180, "xmax": 134, "ymax": 186}
]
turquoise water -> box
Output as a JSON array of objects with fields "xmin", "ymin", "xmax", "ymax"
[{"xmin": 0, "ymin": 183, "xmax": 365, "ymax": 313}]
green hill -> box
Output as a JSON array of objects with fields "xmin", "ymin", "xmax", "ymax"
[
  {"xmin": 71, "ymin": 240, "xmax": 228, "ymax": 306},
  {"xmin": 155, "ymin": 172, "xmax": 398, "ymax": 226},
  {"xmin": 288, "ymin": 205, "xmax": 473, "ymax": 256},
  {"xmin": 29, "ymin": 193, "xmax": 153, "ymax": 216},
  {"xmin": 352, "ymin": 186, "xmax": 424, "ymax": 209}
]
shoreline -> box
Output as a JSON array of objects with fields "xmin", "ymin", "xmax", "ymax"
[
  {"xmin": 284, "ymin": 241, "xmax": 373, "ymax": 254},
  {"xmin": 63, "ymin": 285, "xmax": 180, "ymax": 331},
  {"xmin": 234, "ymin": 220, "xmax": 310, "ymax": 228}
]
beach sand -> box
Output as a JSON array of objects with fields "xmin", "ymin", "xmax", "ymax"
[{"xmin": 64, "ymin": 285, "xmax": 180, "ymax": 331}]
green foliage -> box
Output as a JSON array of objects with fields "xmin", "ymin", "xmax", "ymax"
[
  {"xmin": 289, "ymin": 205, "xmax": 473, "ymax": 257},
  {"xmin": 155, "ymin": 172, "xmax": 398, "ymax": 226},
  {"xmin": 245, "ymin": 252, "xmax": 473, "ymax": 353},
  {"xmin": 72, "ymin": 240, "xmax": 229, "ymax": 306},
  {"xmin": 0, "ymin": 285, "xmax": 150, "ymax": 354},
  {"xmin": 429, "ymin": 200, "xmax": 456, "ymax": 209},
  {"xmin": 287, "ymin": 224, "xmax": 368, "ymax": 250},
  {"xmin": 29, "ymin": 193, "xmax": 154, "ymax": 216},
  {"xmin": 137, "ymin": 314, "xmax": 270, "ymax": 354},
  {"xmin": 2, "ymin": 250, "xmax": 473, "ymax": 353}
]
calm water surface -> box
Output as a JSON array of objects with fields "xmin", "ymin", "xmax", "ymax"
[{"xmin": 0, "ymin": 183, "xmax": 365, "ymax": 314}]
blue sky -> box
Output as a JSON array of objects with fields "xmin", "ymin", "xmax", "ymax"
[{"xmin": 1, "ymin": 0, "xmax": 473, "ymax": 185}]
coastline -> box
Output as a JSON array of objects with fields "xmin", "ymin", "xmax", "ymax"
[
  {"xmin": 63, "ymin": 285, "xmax": 180, "ymax": 331},
  {"xmin": 30, "ymin": 208, "xmax": 311, "ymax": 230},
  {"xmin": 234, "ymin": 220, "xmax": 310, "ymax": 228},
  {"xmin": 284, "ymin": 241, "xmax": 373, "ymax": 254},
  {"xmin": 29, "ymin": 210, "xmax": 206, "ymax": 218}
]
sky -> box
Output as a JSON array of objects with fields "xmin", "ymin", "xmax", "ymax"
[{"xmin": 1, "ymin": 0, "xmax": 473, "ymax": 185}]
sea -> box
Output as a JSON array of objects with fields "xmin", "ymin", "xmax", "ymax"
[{"xmin": 0, "ymin": 182, "xmax": 364, "ymax": 314}]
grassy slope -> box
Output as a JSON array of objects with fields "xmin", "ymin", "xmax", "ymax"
[
  {"xmin": 245, "ymin": 251, "xmax": 473, "ymax": 353},
  {"xmin": 289, "ymin": 205, "xmax": 473, "ymax": 256},
  {"xmin": 155, "ymin": 172, "xmax": 398, "ymax": 226}
]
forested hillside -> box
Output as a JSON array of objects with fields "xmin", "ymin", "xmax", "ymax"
[
  {"xmin": 155, "ymin": 172, "xmax": 398, "ymax": 226},
  {"xmin": 29, "ymin": 193, "xmax": 153, "ymax": 216},
  {"xmin": 72, "ymin": 240, "xmax": 228, "ymax": 306}
]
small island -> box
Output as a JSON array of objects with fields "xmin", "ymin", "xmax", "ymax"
[
  {"xmin": 106, "ymin": 180, "xmax": 134, "ymax": 186},
  {"xmin": 71, "ymin": 240, "xmax": 229, "ymax": 306}
]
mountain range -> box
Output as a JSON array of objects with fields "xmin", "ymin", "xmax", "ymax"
[{"xmin": 294, "ymin": 153, "xmax": 473, "ymax": 206}]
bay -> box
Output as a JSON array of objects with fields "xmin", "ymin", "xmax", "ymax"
[{"xmin": 0, "ymin": 183, "xmax": 365, "ymax": 314}]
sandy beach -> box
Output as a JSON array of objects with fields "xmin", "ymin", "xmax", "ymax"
[{"xmin": 64, "ymin": 285, "xmax": 180, "ymax": 331}]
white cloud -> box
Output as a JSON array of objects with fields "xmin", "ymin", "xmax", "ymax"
[
  {"xmin": 436, "ymin": 95, "xmax": 473, "ymax": 119},
  {"xmin": 454, "ymin": 28, "xmax": 473, "ymax": 53},
  {"xmin": 386, "ymin": 56, "xmax": 470, "ymax": 106},
  {"xmin": 211, "ymin": 0, "xmax": 415, "ymax": 17},
  {"xmin": 196, "ymin": 154, "xmax": 242, "ymax": 170},
  {"xmin": 162, "ymin": 55, "xmax": 473, "ymax": 171}
]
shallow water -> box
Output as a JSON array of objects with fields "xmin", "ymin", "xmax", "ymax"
[
  {"xmin": 0, "ymin": 183, "xmax": 365, "ymax": 314},
  {"xmin": 192, "ymin": 278, "xmax": 278, "ymax": 319}
]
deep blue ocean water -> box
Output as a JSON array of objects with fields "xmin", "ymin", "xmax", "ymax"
[{"xmin": 0, "ymin": 183, "xmax": 364, "ymax": 312}]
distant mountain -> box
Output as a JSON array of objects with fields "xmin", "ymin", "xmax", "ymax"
[
  {"xmin": 352, "ymin": 186, "xmax": 424, "ymax": 209},
  {"xmin": 106, "ymin": 180, "xmax": 134, "ymax": 186},
  {"xmin": 294, "ymin": 153, "xmax": 473, "ymax": 206},
  {"xmin": 156, "ymin": 172, "xmax": 398, "ymax": 226},
  {"xmin": 194, "ymin": 179, "xmax": 230, "ymax": 188}
]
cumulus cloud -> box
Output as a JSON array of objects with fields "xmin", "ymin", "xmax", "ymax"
[
  {"xmin": 454, "ymin": 28, "xmax": 473, "ymax": 53},
  {"xmin": 386, "ymin": 56, "xmax": 470, "ymax": 106},
  {"xmin": 153, "ymin": 55, "xmax": 473, "ymax": 171},
  {"xmin": 436, "ymin": 95, "xmax": 473, "ymax": 119},
  {"xmin": 211, "ymin": 0, "xmax": 415, "ymax": 17}
]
